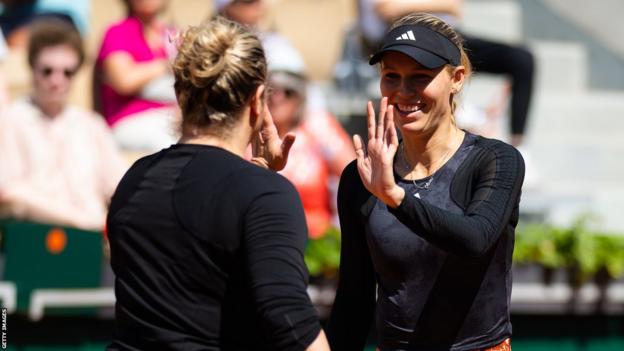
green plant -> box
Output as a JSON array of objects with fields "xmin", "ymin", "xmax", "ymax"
[
  {"xmin": 304, "ymin": 226, "xmax": 341, "ymax": 278},
  {"xmin": 514, "ymin": 222, "xmax": 566, "ymax": 268},
  {"xmin": 514, "ymin": 215, "xmax": 624, "ymax": 284}
]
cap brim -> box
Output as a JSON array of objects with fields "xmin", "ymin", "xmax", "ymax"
[
  {"xmin": 369, "ymin": 45, "xmax": 448, "ymax": 69},
  {"xmin": 269, "ymin": 71, "xmax": 307, "ymax": 95}
]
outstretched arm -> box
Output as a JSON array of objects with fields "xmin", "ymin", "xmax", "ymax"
[
  {"xmin": 389, "ymin": 144, "xmax": 524, "ymax": 257},
  {"xmin": 357, "ymin": 97, "xmax": 524, "ymax": 258}
]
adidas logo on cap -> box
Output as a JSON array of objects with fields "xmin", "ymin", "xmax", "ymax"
[{"xmin": 395, "ymin": 30, "xmax": 416, "ymax": 41}]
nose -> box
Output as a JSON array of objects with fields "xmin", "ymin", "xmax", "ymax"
[
  {"xmin": 397, "ymin": 79, "xmax": 415, "ymax": 98},
  {"xmin": 48, "ymin": 71, "xmax": 71, "ymax": 89}
]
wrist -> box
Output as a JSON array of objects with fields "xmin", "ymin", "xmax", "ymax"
[{"xmin": 381, "ymin": 185, "xmax": 405, "ymax": 209}]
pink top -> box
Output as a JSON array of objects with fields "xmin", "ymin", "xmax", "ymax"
[{"xmin": 96, "ymin": 16, "xmax": 170, "ymax": 126}]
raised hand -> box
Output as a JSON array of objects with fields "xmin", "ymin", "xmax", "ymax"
[
  {"xmin": 353, "ymin": 97, "xmax": 405, "ymax": 208},
  {"xmin": 251, "ymin": 104, "xmax": 296, "ymax": 171}
]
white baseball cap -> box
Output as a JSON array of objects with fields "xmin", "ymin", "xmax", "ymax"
[
  {"xmin": 214, "ymin": 0, "xmax": 232, "ymax": 11},
  {"xmin": 262, "ymin": 34, "xmax": 307, "ymax": 77}
]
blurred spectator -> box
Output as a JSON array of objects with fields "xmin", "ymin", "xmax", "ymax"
[
  {"xmin": 0, "ymin": 27, "xmax": 8, "ymax": 106},
  {"xmin": 0, "ymin": 19, "xmax": 127, "ymax": 231},
  {"xmin": 265, "ymin": 36, "xmax": 355, "ymax": 239},
  {"xmin": 0, "ymin": 0, "xmax": 90, "ymax": 48},
  {"xmin": 357, "ymin": 0, "xmax": 535, "ymax": 149},
  {"xmin": 214, "ymin": 0, "xmax": 264, "ymax": 28},
  {"xmin": 95, "ymin": 0, "xmax": 178, "ymax": 152},
  {"xmin": 216, "ymin": 0, "xmax": 356, "ymax": 238}
]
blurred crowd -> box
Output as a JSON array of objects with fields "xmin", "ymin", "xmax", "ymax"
[
  {"xmin": 0, "ymin": 0, "xmax": 534, "ymax": 238},
  {"xmin": 0, "ymin": 0, "xmax": 357, "ymax": 239}
]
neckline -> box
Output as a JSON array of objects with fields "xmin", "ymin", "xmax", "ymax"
[{"xmin": 394, "ymin": 130, "xmax": 473, "ymax": 183}]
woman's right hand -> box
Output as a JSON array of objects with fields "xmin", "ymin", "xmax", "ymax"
[
  {"xmin": 251, "ymin": 106, "xmax": 296, "ymax": 171},
  {"xmin": 353, "ymin": 97, "xmax": 405, "ymax": 208}
]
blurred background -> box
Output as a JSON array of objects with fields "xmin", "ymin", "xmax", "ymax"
[{"xmin": 1, "ymin": 0, "xmax": 624, "ymax": 350}]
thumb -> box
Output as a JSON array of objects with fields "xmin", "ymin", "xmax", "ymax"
[
  {"xmin": 353, "ymin": 134, "xmax": 365, "ymax": 159},
  {"xmin": 281, "ymin": 132, "xmax": 296, "ymax": 156}
]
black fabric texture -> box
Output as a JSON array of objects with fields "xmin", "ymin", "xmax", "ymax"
[
  {"xmin": 106, "ymin": 144, "xmax": 321, "ymax": 351},
  {"xmin": 327, "ymin": 134, "xmax": 525, "ymax": 351}
]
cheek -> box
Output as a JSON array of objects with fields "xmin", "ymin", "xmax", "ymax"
[
  {"xmin": 380, "ymin": 80, "xmax": 398, "ymax": 98},
  {"xmin": 421, "ymin": 83, "xmax": 449, "ymax": 105}
]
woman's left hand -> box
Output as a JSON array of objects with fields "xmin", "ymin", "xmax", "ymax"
[
  {"xmin": 251, "ymin": 107, "xmax": 296, "ymax": 171},
  {"xmin": 353, "ymin": 97, "xmax": 405, "ymax": 208}
]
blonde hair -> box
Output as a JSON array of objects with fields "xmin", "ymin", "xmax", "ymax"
[
  {"xmin": 389, "ymin": 13, "xmax": 472, "ymax": 116},
  {"xmin": 172, "ymin": 16, "xmax": 266, "ymax": 135}
]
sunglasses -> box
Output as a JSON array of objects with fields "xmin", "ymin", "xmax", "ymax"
[
  {"xmin": 234, "ymin": 0, "xmax": 260, "ymax": 5},
  {"xmin": 37, "ymin": 66, "xmax": 78, "ymax": 79},
  {"xmin": 270, "ymin": 86, "xmax": 300, "ymax": 99}
]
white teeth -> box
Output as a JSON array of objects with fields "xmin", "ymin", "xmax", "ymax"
[{"xmin": 396, "ymin": 103, "xmax": 422, "ymax": 112}]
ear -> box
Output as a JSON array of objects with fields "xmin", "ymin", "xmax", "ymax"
[
  {"xmin": 450, "ymin": 65, "xmax": 466, "ymax": 94},
  {"xmin": 249, "ymin": 84, "xmax": 266, "ymax": 127}
]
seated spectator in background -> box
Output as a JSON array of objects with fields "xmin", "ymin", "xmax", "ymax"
[
  {"xmin": 0, "ymin": 19, "xmax": 127, "ymax": 231},
  {"xmin": 0, "ymin": 0, "xmax": 90, "ymax": 48},
  {"xmin": 0, "ymin": 27, "xmax": 8, "ymax": 105},
  {"xmin": 217, "ymin": 0, "xmax": 355, "ymax": 238},
  {"xmin": 95, "ymin": 0, "xmax": 178, "ymax": 152},
  {"xmin": 214, "ymin": 0, "xmax": 264, "ymax": 29},
  {"xmin": 264, "ymin": 36, "xmax": 355, "ymax": 239}
]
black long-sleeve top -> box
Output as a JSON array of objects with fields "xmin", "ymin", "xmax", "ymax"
[
  {"xmin": 327, "ymin": 133, "xmax": 525, "ymax": 351},
  {"xmin": 106, "ymin": 144, "xmax": 321, "ymax": 351}
]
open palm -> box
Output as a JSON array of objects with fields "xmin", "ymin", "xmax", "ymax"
[
  {"xmin": 251, "ymin": 105, "xmax": 296, "ymax": 171},
  {"xmin": 353, "ymin": 97, "xmax": 404, "ymax": 207}
]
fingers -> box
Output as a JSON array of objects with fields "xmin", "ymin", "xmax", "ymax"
[
  {"xmin": 385, "ymin": 105, "xmax": 399, "ymax": 147},
  {"xmin": 262, "ymin": 102, "xmax": 275, "ymax": 126},
  {"xmin": 250, "ymin": 132, "xmax": 260, "ymax": 155},
  {"xmin": 353, "ymin": 134, "xmax": 365, "ymax": 159},
  {"xmin": 281, "ymin": 132, "xmax": 296, "ymax": 158},
  {"xmin": 377, "ymin": 97, "xmax": 387, "ymax": 140},
  {"xmin": 367, "ymin": 101, "xmax": 375, "ymax": 142}
]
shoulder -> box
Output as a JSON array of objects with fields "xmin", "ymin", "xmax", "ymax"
[
  {"xmin": 98, "ymin": 17, "xmax": 141, "ymax": 56},
  {"xmin": 103, "ymin": 17, "xmax": 140, "ymax": 37},
  {"xmin": 460, "ymin": 135, "xmax": 525, "ymax": 187},
  {"xmin": 237, "ymin": 164, "xmax": 300, "ymax": 197},
  {"xmin": 189, "ymin": 150, "xmax": 300, "ymax": 200},
  {"xmin": 66, "ymin": 105, "xmax": 105, "ymax": 123},
  {"xmin": 5, "ymin": 97, "xmax": 37, "ymax": 115},
  {"xmin": 64, "ymin": 106, "xmax": 114, "ymax": 133},
  {"xmin": 474, "ymin": 136, "xmax": 522, "ymax": 156},
  {"xmin": 123, "ymin": 151, "xmax": 162, "ymax": 180},
  {"xmin": 2, "ymin": 98, "xmax": 42, "ymax": 126},
  {"xmin": 466, "ymin": 135, "xmax": 525, "ymax": 171}
]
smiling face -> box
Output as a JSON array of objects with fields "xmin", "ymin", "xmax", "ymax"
[{"xmin": 380, "ymin": 51, "xmax": 464, "ymax": 137}]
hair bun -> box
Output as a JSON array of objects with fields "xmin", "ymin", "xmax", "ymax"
[{"xmin": 172, "ymin": 17, "xmax": 266, "ymax": 131}]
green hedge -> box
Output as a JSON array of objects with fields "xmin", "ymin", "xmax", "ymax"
[{"xmin": 514, "ymin": 216, "xmax": 624, "ymax": 283}]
